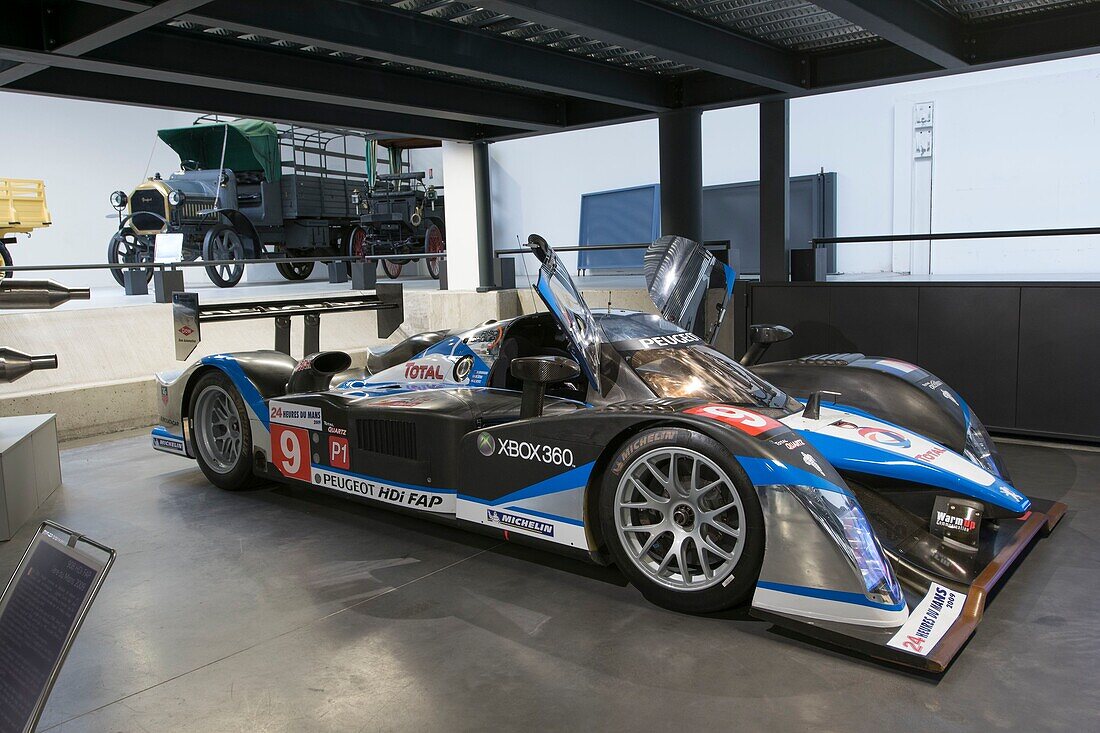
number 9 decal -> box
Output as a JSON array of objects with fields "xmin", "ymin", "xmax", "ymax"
[
  {"xmin": 684, "ymin": 403, "xmax": 783, "ymax": 436},
  {"xmin": 272, "ymin": 424, "xmax": 311, "ymax": 481}
]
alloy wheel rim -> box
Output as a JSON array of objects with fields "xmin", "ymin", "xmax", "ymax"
[
  {"xmin": 194, "ymin": 386, "xmax": 243, "ymax": 474},
  {"xmin": 615, "ymin": 447, "xmax": 745, "ymax": 591}
]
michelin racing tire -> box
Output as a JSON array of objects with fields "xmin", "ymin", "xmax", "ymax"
[
  {"xmin": 599, "ymin": 427, "xmax": 764, "ymax": 614},
  {"xmin": 190, "ymin": 371, "xmax": 260, "ymax": 491}
]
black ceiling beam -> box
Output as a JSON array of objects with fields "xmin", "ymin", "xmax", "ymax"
[
  {"xmin": 0, "ymin": 28, "xmax": 571, "ymax": 131},
  {"xmin": 49, "ymin": 0, "xmax": 211, "ymax": 55},
  {"xmin": 180, "ymin": 0, "xmax": 672, "ymax": 111},
  {"xmin": 969, "ymin": 3, "xmax": 1100, "ymax": 66},
  {"xmin": 0, "ymin": 0, "xmax": 211, "ymax": 86},
  {"xmin": 813, "ymin": 0, "xmax": 968, "ymax": 69},
  {"xmin": 5, "ymin": 66, "xmax": 521, "ymax": 140},
  {"xmin": 477, "ymin": 0, "xmax": 802, "ymax": 93}
]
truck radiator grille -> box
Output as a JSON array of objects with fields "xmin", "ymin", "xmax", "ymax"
[
  {"xmin": 178, "ymin": 198, "xmax": 216, "ymax": 222},
  {"xmin": 130, "ymin": 189, "xmax": 165, "ymax": 232},
  {"xmin": 356, "ymin": 419, "xmax": 417, "ymax": 459}
]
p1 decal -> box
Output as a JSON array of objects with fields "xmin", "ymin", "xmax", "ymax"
[
  {"xmin": 887, "ymin": 583, "xmax": 965, "ymax": 656},
  {"xmin": 269, "ymin": 400, "xmax": 322, "ymax": 431},
  {"xmin": 329, "ymin": 436, "xmax": 350, "ymax": 470},
  {"xmin": 685, "ymin": 404, "xmax": 783, "ymax": 437},
  {"xmin": 272, "ymin": 423, "xmax": 311, "ymax": 481}
]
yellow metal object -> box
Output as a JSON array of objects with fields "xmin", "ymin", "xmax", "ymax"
[
  {"xmin": 128, "ymin": 179, "xmax": 172, "ymax": 235},
  {"xmin": 0, "ymin": 178, "xmax": 52, "ymax": 236}
]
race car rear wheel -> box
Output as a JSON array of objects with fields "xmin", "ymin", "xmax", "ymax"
[
  {"xmin": 599, "ymin": 428, "xmax": 764, "ymax": 613},
  {"xmin": 190, "ymin": 371, "xmax": 259, "ymax": 491}
]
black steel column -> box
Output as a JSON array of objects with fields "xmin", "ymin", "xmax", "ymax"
[
  {"xmin": 474, "ymin": 140, "xmax": 495, "ymax": 290},
  {"xmin": 759, "ymin": 99, "xmax": 790, "ymax": 282},
  {"xmin": 658, "ymin": 109, "xmax": 703, "ymax": 243}
]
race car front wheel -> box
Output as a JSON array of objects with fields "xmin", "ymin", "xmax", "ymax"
[
  {"xmin": 599, "ymin": 428, "xmax": 764, "ymax": 613},
  {"xmin": 189, "ymin": 371, "xmax": 259, "ymax": 491}
]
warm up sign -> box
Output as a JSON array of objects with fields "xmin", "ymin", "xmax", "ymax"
[{"xmin": 268, "ymin": 400, "xmax": 453, "ymax": 514}]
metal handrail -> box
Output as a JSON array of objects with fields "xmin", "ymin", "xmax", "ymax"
[
  {"xmin": 811, "ymin": 225, "xmax": 1100, "ymax": 246},
  {"xmin": 494, "ymin": 242, "xmax": 730, "ymax": 256},
  {"xmin": 0, "ymin": 251, "xmax": 446, "ymax": 274}
]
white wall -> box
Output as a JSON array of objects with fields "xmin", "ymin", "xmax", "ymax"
[
  {"xmin": 0, "ymin": 92, "xmax": 197, "ymax": 287},
  {"xmin": 489, "ymin": 53, "xmax": 1100, "ymax": 278}
]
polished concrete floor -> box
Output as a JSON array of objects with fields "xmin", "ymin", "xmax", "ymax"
[{"xmin": 2, "ymin": 432, "xmax": 1096, "ymax": 732}]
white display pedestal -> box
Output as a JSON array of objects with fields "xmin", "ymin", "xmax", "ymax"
[{"xmin": 0, "ymin": 414, "xmax": 61, "ymax": 541}]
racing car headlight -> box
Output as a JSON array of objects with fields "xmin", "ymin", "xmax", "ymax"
[
  {"xmin": 964, "ymin": 411, "xmax": 1001, "ymax": 478},
  {"xmin": 110, "ymin": 190, "xmax": 128, "ymax": 210},
  {"xmin": 167, "ymin": 189, "xmax": 185, "ymax": 207},
  {"xmin": 786, "ymin": 484, "xmax": 903, "ymax": 606}
]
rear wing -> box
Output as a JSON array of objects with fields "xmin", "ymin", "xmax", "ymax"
[{"xmin": 172, "ymin": 284, "xmax": 404, "ymax": 360}]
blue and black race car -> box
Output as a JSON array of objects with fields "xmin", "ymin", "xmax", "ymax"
[{"xmin": 152, "ymin": 234, "xmax": 1064, "ymax": 672}]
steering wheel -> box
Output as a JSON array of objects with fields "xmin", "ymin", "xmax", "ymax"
[{"xmin": 181, "ymin": 159, "xmax": 201, "ymax": 171}]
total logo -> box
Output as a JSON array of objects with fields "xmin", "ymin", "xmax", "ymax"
[
  {"xmin": 856, "ymin": 426, "xmax": 912, "ymax": 449},
  {"xmin": 914, "ymin": 446, "xmax": 946, "ymax": 462},
  {"xmin": 405, "ymin": 362, "xmax": 445, "ymax": 380}
]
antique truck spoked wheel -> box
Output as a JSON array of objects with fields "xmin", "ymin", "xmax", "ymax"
[
  {"xmin": 382, "ymin": 257, "xmax": 404, "ymax": 279},
  {"xmin": 275, "ymin": 252, "xmax": 315, "ymax": 281},
  {"xmin": 425, "ymin": 222, "xmax": 445, "ymax": 280},
  {"xmin": 202, "ymin": 225, "xmax": 245, "ymax": 288},
  {"xmin": 107, "ymin": 229, "xmax": 154, "ymax": 287},
  {"xmin": 345, "ymin": 225, "xmax": 370, "ymax": 277}
]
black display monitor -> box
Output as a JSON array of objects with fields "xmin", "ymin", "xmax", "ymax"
[{"xmin": 0, "ymin": 522, "xmax": 115, "ymax": 733}]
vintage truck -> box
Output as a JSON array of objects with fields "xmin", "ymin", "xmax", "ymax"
[
  {"xmin": 0, "ymin": 178, "xmax": 52, "ymax": 277},
  {"xmin": 107, "ymin": 118, "xmax": 373, "ymax": 288}
]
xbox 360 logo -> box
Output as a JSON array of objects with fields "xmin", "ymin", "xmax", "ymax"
[{"xmin": 477, "ymin": 432, "xmax": 495, "ymax": 456}]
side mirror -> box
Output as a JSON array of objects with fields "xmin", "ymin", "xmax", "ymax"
[
  {"xmin": 739, "ymin": 323, "xmax": 794, "ymax": 366},
  {"xmin": 510, "ymin": 355, "xmax": 581, "ymax": 418}
]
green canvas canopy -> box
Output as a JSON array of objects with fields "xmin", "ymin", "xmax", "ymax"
[{"xmin": 157, "ymin": 119, "xmax": 280, "ymax": 182}]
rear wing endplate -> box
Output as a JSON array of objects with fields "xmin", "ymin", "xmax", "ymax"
[{"xmin": 172, "ymin": 283, "xmax": 404, "ymax": 360}]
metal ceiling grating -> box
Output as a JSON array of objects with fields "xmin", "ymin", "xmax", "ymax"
[
  {"xmin": 932, "ymin": 0, "xmax": 1098, "ymax": 22},
  {"xmin": 660, "ymin": 0, "xmax": 879, "ymax": 51},
  {"xmin": 163, "ymin": 18, "xmax": 541, "ymax": 93},
  {"xmin": 360, "ymin": 0, "xmax": 697, "ymax": 73}
]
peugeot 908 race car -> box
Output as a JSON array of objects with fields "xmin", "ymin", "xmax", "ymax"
[{"xmin": 152, "ymin": 234, "xmax": 1064, "ymax": 672}]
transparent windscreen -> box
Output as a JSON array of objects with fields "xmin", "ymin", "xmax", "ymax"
[
  {"xmin": 626, "ymin": 345, "xmax": 793, "ymax": 410},
  {"xmin": 535, "ymin": 256, "xmax": 603, "ymax": 390},
  {"xmin": 643, "ymin": 235, "xmax": 717, "ymax": 333}
]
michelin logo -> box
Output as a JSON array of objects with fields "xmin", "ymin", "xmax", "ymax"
[
  {"xmin": 152, "ymin": 434, "xmax": 187, "ymax": 455},
  {"xmin": 487, "ymin": 509, "xmax": 554, "ymax": 537}
]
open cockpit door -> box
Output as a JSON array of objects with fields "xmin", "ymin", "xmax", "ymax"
[
  {"xmin": 643, "ymin": 235, "xmax": 736, "ymax": 343},
  {"xmin": 527, "ymin": 234, "xmax": 603, "ymax": 391}
]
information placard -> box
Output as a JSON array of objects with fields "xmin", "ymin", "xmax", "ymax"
[{"xmin": 0, "ymin": 522, "xmax": 115, "ymax": 733}]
